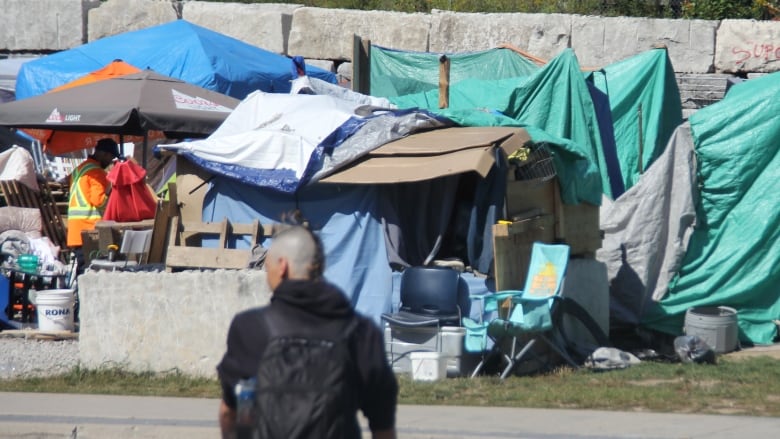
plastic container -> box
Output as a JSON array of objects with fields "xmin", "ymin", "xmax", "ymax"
[
  {"xmin": 17, "ymin": 254, "xmax": 39, "ymax": 272},
  {"xmin": 684, "ymin": 306, "xmax": 738, "ymax": 354},
  {"xmin": 410, "ymin": 351, "xmax": 447, "ymax": 382},
  {"xmin": 30, "ymin": 289, "xmax": 75, "ymax": 332}
]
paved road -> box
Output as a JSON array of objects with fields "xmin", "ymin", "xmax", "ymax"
[{"xmin": 1, "ymin": 392, "xmax": 779, "ymax": 438}]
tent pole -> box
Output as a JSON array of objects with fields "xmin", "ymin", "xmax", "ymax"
[{"xmin": 637, "ymin": 104, "xmax": 644, "ymax": 175}]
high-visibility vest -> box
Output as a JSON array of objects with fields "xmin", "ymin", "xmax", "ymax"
[{"xmin": 68, "ymin": 161, "xmax": 106, "ymax": 221}]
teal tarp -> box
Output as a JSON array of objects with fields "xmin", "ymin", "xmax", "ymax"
[
  {"xmin": 370, "ymin": 46, "xmax": 540, "ymax": 98},
  {"xmin": 644, "ymin": 72, "xmax": 780, "ymax": 344},
  {"xmin": 588, "ymin": 49, "xmax": 683, "ymax": 193},
  {"xmin": 389, "ymin": 49, "xmax": 605, "ymax": 206}
]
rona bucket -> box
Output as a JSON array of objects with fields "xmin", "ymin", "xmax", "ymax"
[
  {"xmin": 31, "ymin": 289, "xmax": 75, "ymax": 332},
  {"xmin": 684, "ymin": 306, "xmax": 738, "ymax": 354},
  {"xmin": 410, "ymin": 351, "xmax": 447, "ymax": 382}
]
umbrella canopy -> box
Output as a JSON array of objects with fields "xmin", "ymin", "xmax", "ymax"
[
  {"xmin": 22, "ymin": 60, "xmax": 149, "ymax": 154},
  {"xmin": 0, "ymin": 69, "xmax": 239, "ymax": 154},
  {"xmin": 15, "ymin": 20, "xmax": 337, "ymax": 100}
]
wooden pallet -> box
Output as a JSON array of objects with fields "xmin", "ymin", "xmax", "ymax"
[
  {"xmin": 0, "ymin": 180, "xmax": 68, "ymax": 250},
  {"xmin": 165, "ymin": 216, "xmax": 280, "ymax": 270}
]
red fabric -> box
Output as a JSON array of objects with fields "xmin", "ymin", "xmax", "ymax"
[{"xmin": 103, "ymin": 160, "xmax": 157, "ymax": 222}]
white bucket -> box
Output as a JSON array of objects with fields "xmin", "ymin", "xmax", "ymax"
[
  {"xmin": 410, "ymin": 351, "xmax": 447, "ymax": 382},
  {"xmin": 30, "ymin": 289, "xmax": 76, "ymax": 332},
  {"xmin": 684, "ymin": 306, "xmax": 738, "ymax": 354}
]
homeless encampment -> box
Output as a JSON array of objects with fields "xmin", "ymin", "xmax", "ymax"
[{"xmin": 158, "ymin": 85, "xmax": 601, "ymax": 323}]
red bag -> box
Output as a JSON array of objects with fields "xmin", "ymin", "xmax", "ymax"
[{"xmin": 103, "ymin": 160, "xmax": 157, "ymax": 222}]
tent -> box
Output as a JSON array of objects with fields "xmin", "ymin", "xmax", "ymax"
[
  {"xmin": 370, "ymin": 45, "xmax": 541, "ymax": 98},
  {"xmin": 600, "ymin": 72, "xmax": 780, "ymax": 345},
  {"xmin": 158, "ymin": 88, "xmax": 595, "ymax": 322},
  {"xmin": 587, "ymin": 48, "xmax": 683, "ymax": 196},
  {"xmin": 389, "ymin": 49, "xmax": 606, "ymax": 204},
  {"xmin": 15, "ymin": 20, "xmax": 336, "ymax": 100}
]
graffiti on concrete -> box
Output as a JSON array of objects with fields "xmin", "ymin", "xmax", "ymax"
[{"xmin": 731, "ymin": 43, "xmax": 780, "ymax": 65}]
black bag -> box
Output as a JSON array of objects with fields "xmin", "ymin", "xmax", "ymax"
[{"xmin": 255, "ymin": 315, "xmax": 360, "ymax": 439}]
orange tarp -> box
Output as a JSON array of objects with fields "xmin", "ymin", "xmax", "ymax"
[{"xmin": 22, "ymin": 60, "xmax": 165, "ymax": 155}]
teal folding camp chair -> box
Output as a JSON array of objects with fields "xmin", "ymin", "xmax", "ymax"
[{"xmin": 463, "ymin": 242, "xmax": 577, "ymax": 378}]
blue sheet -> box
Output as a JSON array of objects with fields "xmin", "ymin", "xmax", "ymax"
[{"xmin": 203, "ymin": 177, "xmax": 393, "ymax": 324}]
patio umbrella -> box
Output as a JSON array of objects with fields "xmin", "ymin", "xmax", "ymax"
[
  {"xmin": 0, "ymin": 69, "xmax": 240, "ymax": 159},
  {"xmin": 21, "ymin": 60, "xmax": 151, "ymax": 155}
]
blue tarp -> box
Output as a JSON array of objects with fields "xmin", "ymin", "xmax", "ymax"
[
  {"xmin": 15, "ymin": 20, "xmax": 336, "ymax": 100},
  {"xmin": 204, "ymin": 179, "xmax": 394, "ymax": 323}
]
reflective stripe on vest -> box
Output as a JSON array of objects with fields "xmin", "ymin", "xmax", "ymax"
[{"xmin": 68, "ymin": 161, "xmax": 105, "ymax": 220}]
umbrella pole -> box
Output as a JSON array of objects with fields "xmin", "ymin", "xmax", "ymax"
[
  {"xmin": 143, "ymin": 132, "xmax": 148, "ymax": 169},
  {"xmin": 120, "ymin": 134, "xmax": 125, "ymax": 158}
]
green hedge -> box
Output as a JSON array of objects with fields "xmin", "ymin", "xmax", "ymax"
[{"xmin": 207, "ymin": 0, "xmax": 779, "ymax": 19}]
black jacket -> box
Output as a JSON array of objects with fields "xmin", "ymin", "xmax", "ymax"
[{"xmin": 217, "ymin": 279, "xmax": 397, "ymax": 433}]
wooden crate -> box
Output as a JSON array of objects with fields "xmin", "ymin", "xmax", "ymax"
[
  {"xmin": 505, "ymin": 177, "xmax": 601, "ymax": 257},
  {"xmin": 492, "ymin": 215, "xmax": 555, "ymax": 291}
]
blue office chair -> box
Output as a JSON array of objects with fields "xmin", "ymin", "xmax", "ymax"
[{"xmin": 381, "ymin": 266, "xmax": 461, "ymax": 367}]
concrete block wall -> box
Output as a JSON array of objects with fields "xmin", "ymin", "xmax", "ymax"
[
  {"xmin": 3, "ymin": 1, "xmax": 780, "ymax": 77},
  {"xmin": 0, "ymin": 0, "xmax": 99, "ymax": 51},
  {"xmin": 182, "ymin": 1, "xmax": 301, "ymax": 54},
  {"xmin": 78, "ymin": 270, "xmax": 271, "ymax": 378},
  {"xmin": 88, "ymin": 0, "xmax": 179, "ymax": 42}
]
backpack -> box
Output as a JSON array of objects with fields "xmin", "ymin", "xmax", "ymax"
[{"xmin": 255, "ymin": 313, "xmax": 361, "ymax": 439}]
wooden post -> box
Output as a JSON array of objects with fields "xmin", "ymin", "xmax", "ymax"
[
  {"xmin": 439, "ymin": 55, "xmax": 450, "ymax": 109},
  {"xmin": 352, "ymin": 34, "xmax": 371, "ymax": 94}
]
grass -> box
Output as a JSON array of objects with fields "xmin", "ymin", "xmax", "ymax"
[{"xmin": 2, "ymin": 356, "xmax": 780, "ymax": 416}]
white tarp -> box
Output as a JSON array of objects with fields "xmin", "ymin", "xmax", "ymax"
[
  {"xmin": 596, "ymin": 123, "xmax": 698, "ymax": 326},
  {"xmin": 161, "ymin": 91, "xmax": 363, "ymax": 180}
]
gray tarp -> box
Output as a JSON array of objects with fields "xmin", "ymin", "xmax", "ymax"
[{"xmin": 597, "ymin": 123, "xmax": 698, "ymax": 326}]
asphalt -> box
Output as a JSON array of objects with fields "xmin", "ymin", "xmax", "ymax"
[{"xmin": 1, "ymin": 392, "xmax": 779, "ymax": 438}]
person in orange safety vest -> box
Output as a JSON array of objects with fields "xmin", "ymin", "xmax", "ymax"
[{"xmin": 66, "ymin": 138, "xmax": 120, "ymax": 248}]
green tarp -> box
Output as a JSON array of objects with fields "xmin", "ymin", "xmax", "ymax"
[
  {"xmin": 588, "ymin": 49, "xmax": 683, "ymax": 192},
  {"xmin": 644, "ymin": 72, "xmax": 780, "ymax": 344},
  {"xmin": 370, "ymin": 46, "xmax": 540, "ymax": 98},
  {"xmin": 388, "ymin": 49, "xmax": 605, "ymax": 206}
]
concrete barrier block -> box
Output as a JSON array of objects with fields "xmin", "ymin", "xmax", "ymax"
[
  {"xmin": 289, "ymin": 7, "xmax": 430, "ymax": 60},
  {"xmin": 0, "ymin": 0, "xmax": 98, "ymax": 50},
  {"xmin": 572, "ymin": 16, "xmax": 716, "ymax": 73},
  {"xmin": 182, "ymin": 1, "xmax": 301, "ymax": 54},
  {"xmin": 78, "ymin": 270, "xmax": 271, "ymax": 378},
  {"xmin": 305, "ymin": 58, "xmax": 335, "ymax": 73},
  {"xmin": 716, "ymin": 19, "xmax": 780, "ymax": 73},
  {"xmin": 430, "ymin": 10, "xmax": 570, "ymax": 61},
  {"xmin": 88, "ymin": 0, "xmax": 179, "ymax": 42}
]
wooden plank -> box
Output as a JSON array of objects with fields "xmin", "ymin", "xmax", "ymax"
[
  {"xmin": 165, "ymin": 247, "xmax": 250, "ymax": 270},
  {"xmin": 492, "ymin": 215, "xmax": 555, "ymax": 291},
  {"xmin": 218, "ymin": 218, "xmax": 230, "ymax": 249},
  {"xmin": 179, "ymin": 221, "xmax": 273, "ymax": 237},
  {"xmin": 438, "ymin": 55, "xmax": 450, "ymax": 109},
  {"xmin": 147, "ymin": 200, "xmax": 170, "ymax": 264}
]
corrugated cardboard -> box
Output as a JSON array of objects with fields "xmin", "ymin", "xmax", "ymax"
[{"xmin": 321, "ymin": 126, "xmax": 529, "ymax": 184}]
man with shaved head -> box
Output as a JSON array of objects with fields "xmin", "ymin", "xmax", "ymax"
[{"xmin": 217, "ymin": 226, "xmax": 398, "ymax": 439}]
